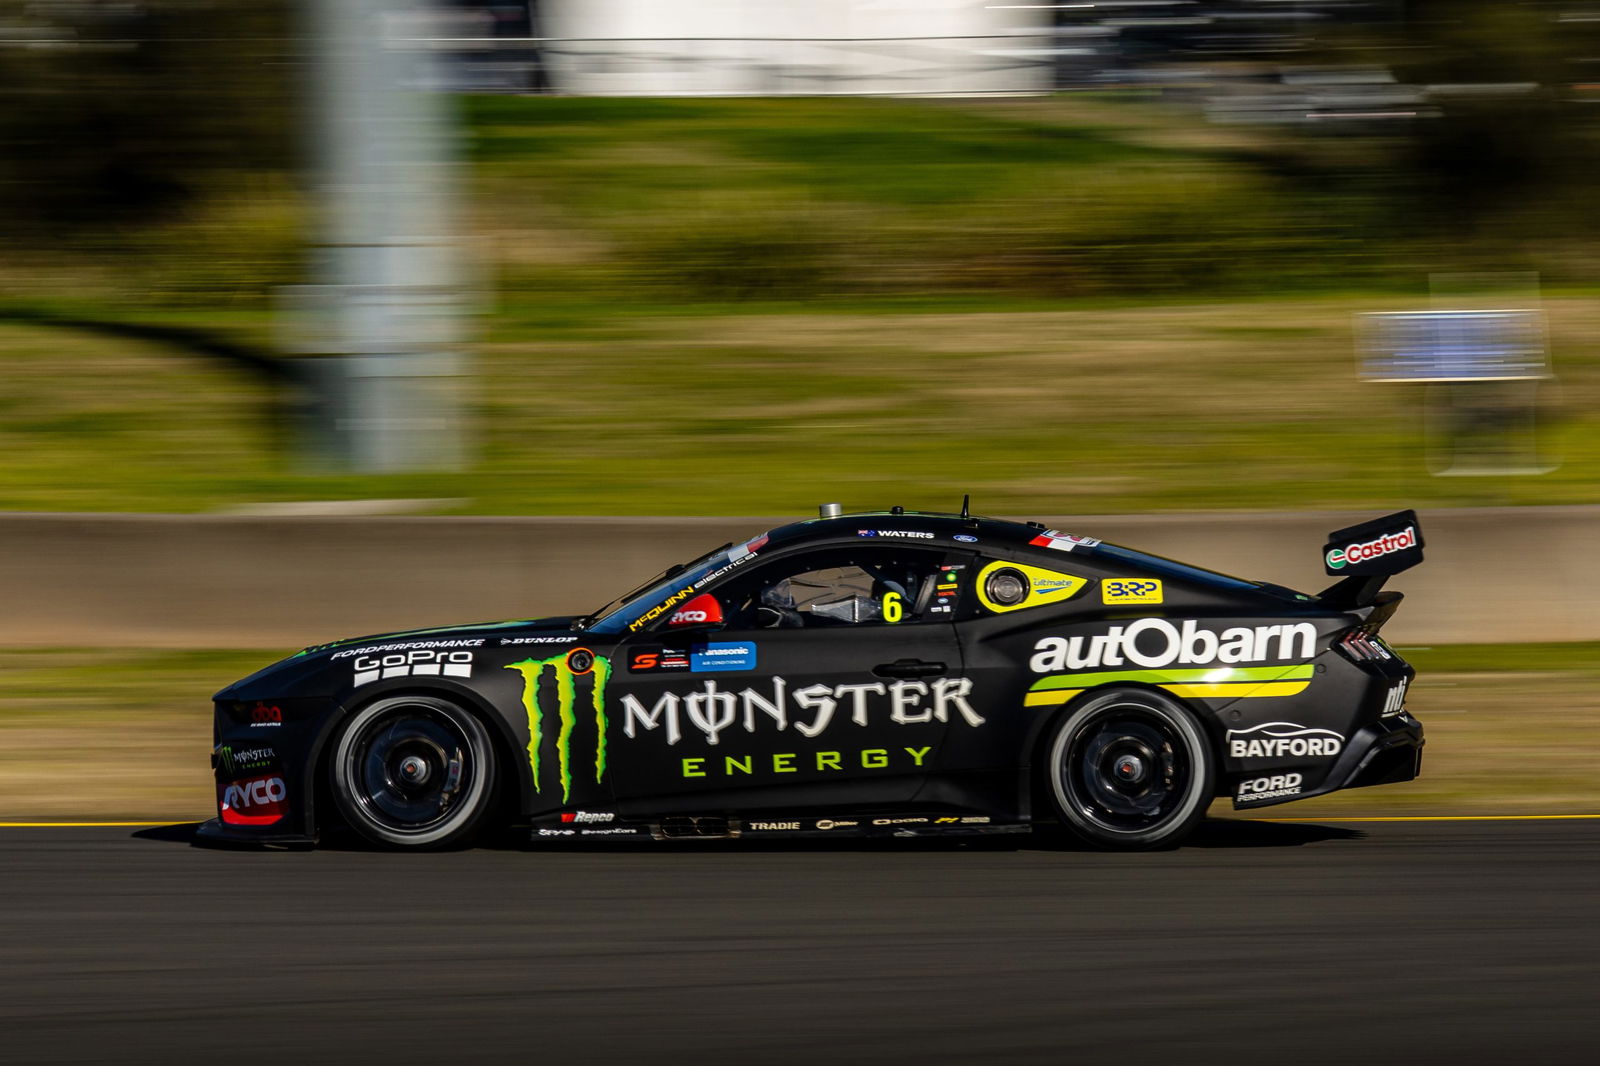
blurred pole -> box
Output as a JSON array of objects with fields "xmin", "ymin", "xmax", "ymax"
[{"xmin": 297, "ymin": 0, "xmax": 468, "ymax": 472}]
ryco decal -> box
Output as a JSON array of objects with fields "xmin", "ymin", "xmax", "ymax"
[
  {"xmin": 506, "ymin": 648, "xmax": 611, "ymax": 803},
  {"xmin": 219, "ymin": 774, "xmax": 288, "ymax": 826}
]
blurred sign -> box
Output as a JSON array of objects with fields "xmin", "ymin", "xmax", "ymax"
[
  {"xmin": 1357, "ymin": 310, "xmax": 1550, "ymax": 383},
  {"xmin": 1357, "ymin": 306, "xmax": 1555, "ymax": 477}
]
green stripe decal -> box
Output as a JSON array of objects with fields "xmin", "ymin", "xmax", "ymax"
[{"xmin": 1029, "ymin": 663, "xmax": 1314, "ymax": 693}]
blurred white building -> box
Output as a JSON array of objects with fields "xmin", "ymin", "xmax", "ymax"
[{"xmin": 538, "ymin": 0, "xmax": 1050, "ymax": 96}]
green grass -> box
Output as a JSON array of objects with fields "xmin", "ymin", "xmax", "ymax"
[
  {"xmin": 5, "ymin": 292, "xmax": 1600, "ymax": 515},
  {"xmin": 1, "ymin": 643, "xmax": 1594, "ymax": 820},
  {"xmin": 3, "ymin": 93, "xmax": 1600, "ymax": 515}
]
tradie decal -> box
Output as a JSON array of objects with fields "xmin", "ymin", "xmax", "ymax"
[
  {"xmin": 506, "ymin": 647, "xmax": 611, "ymax": 803},
  {"xmin": 621, "ymin": 677, "xmax": 981, "ymax": 747}
]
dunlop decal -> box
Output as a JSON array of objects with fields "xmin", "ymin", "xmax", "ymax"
[{"xmin": 506, "ymin": 647, "xmax": 611, "ymax": 803}]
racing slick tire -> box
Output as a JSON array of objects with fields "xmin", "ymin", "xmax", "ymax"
[
  {"xmin": 330, "ymin": 694, "xmax": 499, "ymax": 849},
  {"xmin": 1045, "ymin": 688, "xmax": 1214, "ymax": 850}
]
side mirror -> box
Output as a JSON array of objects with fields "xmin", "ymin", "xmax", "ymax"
[{"xmin": 667, "ymin": 592, "xmax": 725, "ymax": 630}]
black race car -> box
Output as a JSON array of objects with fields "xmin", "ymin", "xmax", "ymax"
[{"xmin": 201, "ymin": 505, "xmax": 1424, "ymax": 851}]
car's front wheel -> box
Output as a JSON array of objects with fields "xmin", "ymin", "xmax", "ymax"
[
  {"xmin": 330, "ymin": 694, "xmax": 499, "ymax": 849},
  {"xmin": 1044, "ymin": 688, "xmax": 1213, "ymax": 850}
]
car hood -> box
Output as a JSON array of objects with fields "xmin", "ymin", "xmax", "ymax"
[{"xmin": 213, "ymin": 615, "xmax": 582, "ymax": 701}]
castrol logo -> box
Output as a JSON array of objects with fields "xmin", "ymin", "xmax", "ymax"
[{"xmin": 1326, "ymin": 526, "xmax": 1416, "ymax": 570}]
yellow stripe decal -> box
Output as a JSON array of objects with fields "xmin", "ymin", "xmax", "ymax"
[{"xmin": 1161, "ymin": 681, "xmax": 1311, "ymax": 699}]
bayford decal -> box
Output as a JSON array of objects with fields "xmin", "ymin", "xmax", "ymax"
[
  {"xmin": 682, "ymin": 746, "xmax": 933, "ymax": 779},
  {"xmin": 1226, "ymin": 722, "xmax": 1344, "ymax": 759},
  {"xmin": 1026, "ymin": 620, "xmax": 1319, "ymax": 706},
  {"xmin": 1326, "ymin": 525, "xmax": 1417, "ymax": 570},
  {"xmin": 622, "ymin": 677, "xmax": 982, "ymax": 746},
  {"xmin": 506, "ymin": 648, "xmax": 611, "ymax": 803}
]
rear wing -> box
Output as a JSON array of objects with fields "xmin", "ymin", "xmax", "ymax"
[{"xmin": 1317, "ymin": 510, "xmax": 1424, "ymax": 610}]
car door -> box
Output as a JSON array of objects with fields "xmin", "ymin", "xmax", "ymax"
[{"xmin": 606, "ymin": 544, "xmax": 977, "ymax": 816}]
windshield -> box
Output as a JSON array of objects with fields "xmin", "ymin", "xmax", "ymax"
[
  {"xmin": 584, "ymin": 533, "xmax": 769, "ymax": 634},
  {"xmin": 1088, "ymin": 543, "xmax": 1262, "ymax": 592}
]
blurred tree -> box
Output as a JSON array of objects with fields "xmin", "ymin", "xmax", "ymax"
[
  {"xmin": 0, "ymin": 0, "xmax": 296, "ymax": 232},
  {"xmin": 1392, "ymin": 0, "xmax": 1577, "ymax": 229}
]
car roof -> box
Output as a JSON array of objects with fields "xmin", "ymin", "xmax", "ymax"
[
  {"xmin": 749, "ymin": 509, "xmax": 1267, "ymax": 595},
  {"xmin": 756, "ymin": 510, "xmax": 1061, "ymax": 552}
]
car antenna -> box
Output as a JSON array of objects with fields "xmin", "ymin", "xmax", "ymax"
[{"xmin": 960, "ymin": 494, "xmax": 970, "ymax": 518}]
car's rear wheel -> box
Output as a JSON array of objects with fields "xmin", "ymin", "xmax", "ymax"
[
  {"xmin": 330, "ymin": 695, "xmax": 498, "ymax": 849},
  {"xmin": 1045, "ymin": 688, "xmax": 1213, "ymax": 850}
]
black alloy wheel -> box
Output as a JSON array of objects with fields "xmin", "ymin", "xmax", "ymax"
[
  {"xmin": 330, "ymin": 695, "xmax": 498, "ymax": 848},
  {"xmin": 1045, "ymin": 688, "xmax": 1213, "ymax": 849}
]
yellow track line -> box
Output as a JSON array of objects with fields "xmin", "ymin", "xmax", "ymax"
[
  {"xmin": 0, "ymin": 821, "xmax": 183, "ymax": 827},
  {"xmin": 1258, "ymin": 814, "xmax": 1600, "ymax": 823}
]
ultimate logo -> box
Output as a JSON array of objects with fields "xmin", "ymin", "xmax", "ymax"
[{"xmin": 506, "ymin": 647, "xmax": 612, "ymax": 803}]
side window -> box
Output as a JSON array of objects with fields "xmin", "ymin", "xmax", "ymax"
[{"xmin": 722, "ymin": 548, "xmax": 954, "ymax": 629}]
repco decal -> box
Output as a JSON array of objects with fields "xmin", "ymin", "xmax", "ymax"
[{"xmin": 506, "ymin": 648, "xmax": 611, "ymax": 803}]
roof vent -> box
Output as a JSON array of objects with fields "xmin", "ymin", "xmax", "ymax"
[{"xmin": 819, "ymin": 502, "xmax": 843, "ymax": 519}]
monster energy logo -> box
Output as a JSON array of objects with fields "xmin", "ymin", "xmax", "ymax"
[
  {"xmin": 216, "ymin": 745, "xmax": 275, "ymax": 777},
  {"xmin": 506, "ymin": 647, "xmax": 611, "ymax": 803}
]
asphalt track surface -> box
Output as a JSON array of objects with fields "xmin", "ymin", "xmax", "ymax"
[{"xmin": 3, "ymin": 819, "xmax": 1597, "ymax": 1065}]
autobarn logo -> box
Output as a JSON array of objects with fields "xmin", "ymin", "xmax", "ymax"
[
  {"xmin": 352, "ymin": 649, "xmax": 474, "ymax": 687},
  {"xmin": 1326, "ymin": 526, "xmax": 1417, "ymax": 570},
  {"xmin": 1226, "ymin": 722, "xmax": 1345, "ymax": 759},
  {"xmin": 1030, "ymin": 619, "xmax": 1316, "ymax": 672},
  {"xmin": 1237, "ymin": 773, "xmax": 1303, "ymax": 803},
  {"xmin": 219, "ymin": 774, "xmax": 288, "ymax": 826},
  {"xmin": 506, "ymin": 648, "xmax": 611, "ymax": 804}
]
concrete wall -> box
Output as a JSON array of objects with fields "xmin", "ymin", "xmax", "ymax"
[{"xmin": 0, "ymin": 507, "xmax": 1593, "ymax": 648}]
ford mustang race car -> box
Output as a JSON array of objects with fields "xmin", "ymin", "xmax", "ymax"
[{"xmin": 200, "ymin": 505, "xmax": 1424, "ymax": 851}]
